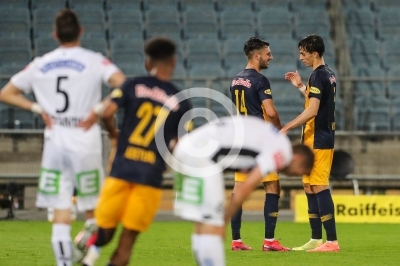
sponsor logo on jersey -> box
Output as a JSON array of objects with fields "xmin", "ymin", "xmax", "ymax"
[
  {"xmin": 264, "ymin": 89, "xmax": 272, "ymax": 95},
  {"xmin": 111, "ymin": 88, "xmax": 123, "ymax": 98},
  {"xmin": 50, "ymin": 116, "xmax": 83, "ymax": 127},
  {"xmin": 40, "ymin": 60, "xmax": 85, "ymax": 73},
  {"xmin": 231, "ymin": 78, "xmax": 251, "ymax": 88},
  {"xmin": 310, "ymin": 86, "xmax": 321, "ymax": 94},
  {"xmin": 135, "ymin": 84, "xmax": 180, "ymax": 111}
]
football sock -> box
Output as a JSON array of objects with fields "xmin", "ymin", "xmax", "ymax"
[
  {"xmin": 82, "ymin": 245, "xmax": 100, "ymax": 266},
  {"xmin": 316, "ymin": 189, "xmax": 337, "ymax": 241},
  {"xmin": 306, "ymin": 193, "xmax": 322, "ymax": 240},
  {"xmin": 51, "ymin": 223, "xmax": 73, "ymax": 266},
  {"xmin": 231, "ymin": 201, "xmax": 242, "ymax": 240},
  {"xmin": 192, "ymin": 234, "xmax": 199, "ymax": 263},
  {"xmin": 264, "ymin": 193, "xmax": 279, "ymax": 239},
  {"xmin": 196, "ymin": 234, "xmax": 225, "ymax": 266}
]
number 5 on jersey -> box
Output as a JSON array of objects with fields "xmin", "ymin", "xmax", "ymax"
[{"xmin": 234, "ymin": 89, "xmax": 248, "ymax": 116}]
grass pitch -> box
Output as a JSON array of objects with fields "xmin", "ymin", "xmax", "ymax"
[{"xmin": 0, "ymin": 221, "xmax": 399, "ymax": 265}]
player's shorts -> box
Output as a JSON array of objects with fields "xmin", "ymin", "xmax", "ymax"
[
  {"xmin": 302, "ymin": 149, "xmax": 334, "ymax": 185},
  {"xmin": 95, "ymin": 177, "xmax": 162, "ymax": 232},
  {"xmin": 234, "ymin": 171, "xmax": 279, "ymax": 182},
  {"xmin": 173, "ymin": 146, "xmax": 225, "ymax": 227},
  {"xmin": 36, "ymin": 137, "xmax": 104, "ymax": 212}
]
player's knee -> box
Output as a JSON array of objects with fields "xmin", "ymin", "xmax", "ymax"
[{"xmin": 95, "ymin": 228, "xmax": 115, "ymax": 247}]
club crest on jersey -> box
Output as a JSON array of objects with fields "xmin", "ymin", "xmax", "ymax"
[
  {"xmin": 264, "ymin": 89, "xmax": 272, "ymax": 95},
  {"xmin": 111, "ymin": 88, "xmax": 123, "ymax": 98},
  {"xmin": 231, "ymin": 78, "xmax": 251, "ymax": 88},
  {"xmin": 310, "ymin": 86, "xmax": 321, "ymax": 94}
]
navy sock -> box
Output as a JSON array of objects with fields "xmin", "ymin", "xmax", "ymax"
[
  {"xmin": 264, "ymin": 193, "xmax": 279, "ymax": 239},
  {"xmin": 306, "ymin": 193, "xmax": 322, "ymax": 239},
  {"xmin": 231, "ymin": 205, "xmax": 242, "ymax": 240},
  {"xmin": 316, "ymin": 189, "xmax": 337, "ymax": 241}
]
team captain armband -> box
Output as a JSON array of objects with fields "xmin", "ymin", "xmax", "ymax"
[{"xmin": 30, "ymin": 103, "xmax": 43, "ymax": 114}]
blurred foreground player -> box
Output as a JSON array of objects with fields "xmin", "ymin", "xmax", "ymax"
[
  {"xmin": 0, "ymin": 9, "xmax": 125, "ymax": 266},
  {"xmin": 174, "ymin": 116, "xmax": 315, "ymax": 266},
  {"xmin": 79, "ymin": 37, "xmax": 192, "ymax": 266}
]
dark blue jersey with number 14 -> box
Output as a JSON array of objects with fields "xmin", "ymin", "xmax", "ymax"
[
  {"xmin": 230, "ymin": 68, "xmax": 273, "ymax": 120},
  {"xmin": 109, "ymin": 76, "xmax": 192, "ymax": 188}
]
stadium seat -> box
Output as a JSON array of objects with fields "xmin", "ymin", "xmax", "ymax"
[
  {"xmin": 0, "ymin": 0, "xmax": 29, "ymax": 9},
  {"xmin": 188, "ymin": 65, "xmax": 225, "ymax": 78},
  {"xmin": 348, "ymin": 37, "xmax": 381, "ymax": 67},
  {"xmin": 291, "ymin": 0, "xmax": 327, "ymax": 10},
  {"xmin": 378, "ymin": 9, "xmax": 400, "ymax": 40},
  {"xmin": 345, "ymin": 9, "xmax": 376, "ymax": 39},
  {"xmin": 106, "ymin": 0, "xmax": 142, "ymax": 10},
  {"xmin": 217, "ymin": 0, "xmax": 253, "ymax": 11},
  {"xmin": 174, "ymin": 63, "xmax": 187, "ymax": 79},
  {"xmin": 223, "ymin": 40, "xmax": 246, "ymax": 70},
  {"xmin": 186, "ymin": 39, "xmax": 222, "ymax": 68},
  {"xmin": 33, "ymin": 9, "xmax": 61, "ymax": 38},
  {"xmin": 391, "ymin": 98, "xmax": 400, "ymax": 131},
  {"xmin": 225, "ymin": 65, "xmax": 247, "ymax": 80},
  {"xmin": 68, "ymin": 0, "xmax": 105, "ymax": 9},
  {"xmin": 180, "ymin": 0, "xmax": 216, "ymax": 11},
  {"xmin": 257, "ymin": 9, "xmax": 293, "ymax": 39},
  {"xmin": 254, "ymin": 0, "xmax": 290, "ymax": 11},
  {"xmin": 220, "ymin": 11, "xmax": 256, "ymax": 40},
  {"xmin": 354, "ymin": 95, "xmax": 369, "ymax": 130},
  {"xmin": 108, "ymin": 10, "xmax": 143, "ymax": 40},
  {"xmin": 190, "ymin": 97, "xmax": 207, "ymax": 109},
  {"xmin": 73, "ymin": 9, "xmax": 106, "ymax": 38},
  {"xmin": 294, "ymin": 9, "xmax": 330, "ymax": 39},
  {"xmin": 267, "ymin": 38, "xmax": 297, "ymax": 67},
  {"xmin": 31, "ymin": 0, "xmax": 66, "ymax": 9},
  {"xmin": 372, "ymin": 0, "xmax": 400, "ymax": 11},
  {"xmin": 354, "ymin": 65, "xmax": 386, "ymax": 97},
  {"xmin": 387, "ymin": 68, "xmax": 400, "ymax": 100},
  {"xmin": 0, "ymin": 107, "xmax": 34, "ymax": 129},
  {"xmin": 182, "ymin": 10, "xmax": 219, "ymax": 39},
  {"xmin": 382, "ymin": 38, "xmax": 400, "ymax": 69},
  {"xmin": 145, "ymin": 9, "xmax": 181, "ymax": 40},
  {"xmin": 0, "ymin": 9, "xmax": 30, "ymax": 38},
  {"xmin": 0, "ymin": 38, "xmax": 32, "ymax": 76},
  {"xmin": 171, "ymin": 79, "xmax": 186, "ymax": 91},
  {"xmin": 341, "ymin": 0, "xmax": 371, "ymax": 10},
  {"xmin": 366, "ymin": 97, "xmax": 391, "ymax": 131},
  {"xmin": 110, "ymin": 38, "xmax": 146, "ymax": 77},
  {"xmin": 143, "ymin": 0, "xmax": 179, "ymax": 10},
  {"xmin": 34, "ymin": 37, "xmax": 58, "ymax": 56},
  {"xmin": 81, "ymin": 38, "xmax": 108, "ymax": 56}
]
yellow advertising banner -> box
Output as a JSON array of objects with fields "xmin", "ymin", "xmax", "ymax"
[{"xmin": 295, "ymin": 195, "xmax": 400, "ymax": 223}]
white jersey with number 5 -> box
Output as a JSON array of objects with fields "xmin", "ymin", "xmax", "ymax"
[{"xmin": 11, "ymin": 46, "xmax": 120, "ymax": 152}]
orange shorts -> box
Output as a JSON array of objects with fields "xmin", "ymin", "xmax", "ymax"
[
  {"xmin": 95, "ymin": 177, "xmax": 162, "ymax": 232},
  {"xmin": 234, "ymin": 171, "xmax": 279, "ymax": 182},
  {"xmin": 302, "ymin": 149, "xmax": 334, "ymax": 185}
]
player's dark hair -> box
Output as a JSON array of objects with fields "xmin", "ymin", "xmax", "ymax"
[
  {"xmin": 298, "ymin": 34, "xmax": 325, "ymax": 57},
  {"xmin": 55, "ymin": 9, "xmax": 81, "ymax": 43},
  {"xmin": 144, "ymin": 37, "xmax": 176, "ymax": 62},
  {"xmin": 292, "ymin": 144, "xmax": 315, "ymax": 172},
  {"xmin": 244, "ymin": 37, "xmax": 270, "ymax": 58}
]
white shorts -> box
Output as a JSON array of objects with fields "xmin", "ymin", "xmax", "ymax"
[
  {"xmin": 173, "ymin": 146, "xmax": 225, "ymax": 227},
  {"xmin": 36, "ymin": 137, "xmax": 104, "ymax": 212}
]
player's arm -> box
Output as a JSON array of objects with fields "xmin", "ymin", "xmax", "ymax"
[
  {"xmin": 107, "ymin": 71, "xmax": 126, "ymax": 88},
  {"xmin": 285, "ymin": 70, "xmax": 307, "ymax": 97},
  {"xmin": 224, "ymin": 166, "xmax": 263, "ymax": 224},
  {"xmin": 262, "ymin": 99, "xmax": 282, "ymax": 130},
  {"xmin": 280, "ymin": 97, "xmax": 320, "ymax": 134}
]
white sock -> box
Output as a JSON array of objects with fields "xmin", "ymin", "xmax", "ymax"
[
  {"xmin": 51, "ymin": 224, "xmax": 72, "ymax": 266},
  {"xmin": 196, "ymin": 234, "xmax": 225, "ymax": 266},
  {"xmin": 265, "ymin": 238, "xmax": 275, "ymax": 242},
  {"xmin": 311, "ymin": 238, "xmax": 322, "ymax": 241},
  {"xmin": 82, "ymin": 245, "xmax": 100, "ymax": 266},
  {"xmin": 232, "ymin": 239, "xmax": 242, "ymax": 242}
]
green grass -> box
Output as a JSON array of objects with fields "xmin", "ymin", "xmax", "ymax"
[{"xmin": 1, "ymin": 221, "xmax": 400, "ymax": 265}]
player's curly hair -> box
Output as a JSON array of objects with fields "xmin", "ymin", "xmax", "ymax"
[
  {"xmin": 298, "ymin": 35, "xmax": 325, "ymax": 57},
  {"xmin": 145, "ymin": 37, "xmax": 176, "ymax": 62},
  {"xmin": 55, "ymin": 9, "xmax": 81, "ymax": 43},
  {"xmin": 243, "ymin": 37, "xmax": 270, "ymax": 58}
]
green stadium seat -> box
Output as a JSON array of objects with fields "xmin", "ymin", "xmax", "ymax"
[
  {"xmin": 378, "ymin": 9, "xmax": 400, "ymax": 40},
  {"xmin": 254, "ymin": 0, "xmax": 289, "ymax": 11},
  {"xmin": 345, "ymin": 9, "xmax": 376, "ymax": 39},
  {"xmin": 33, "ymin": 9, "xmax": 59, "ymax": 38},
  {"xmin": 31, "ymin": 0, "xmax": 66, "ymax": 9},
  {"xmin": 108, "ymin": 10, "xmax": 143, "ymax": 40},
  {"xmin": 180, "ymin": 0, "xmax": 216, "ymax": 11},
  {"xmin": 186, "ymin": 39, "xmax": 222, "ymax": 68},
  {"xmin": 143, "ymin": 0, "xmax": 179, "ymax": 10},
  {"xmin": 183, "ymin": 10, "xmax": 219, "ymax": 39},
  {"xmin": 0, "ymin": 9, "xmax": 30, "ymax": 38},
  {"xmin": 145, "ymin": 9, "xmax": 181, "ymax": 40},
  {"xmin": 73, "ymin": 9, "xmax": 106, "ymax": 39},
  {"xmin": 217, "ymin": 0, "xmax": 253, "ymax": 11},
  {"xmin": 220, "ymin": 11, "xmax": 256, "ymax": 40},
  {"xmin": 291, "ymin": 0, "xmax": 327, "ymax": 11},
  {"xmin": 0, "ymin": 37, "xmax": 32, "ymax": 76},
  {"xmin": 110, "ymin": 38, "xmax": 146, "ymax": 77},
  {"xmin": 34, "ymin": 37, "xmax": 58, "ymax": 56},
  {"xmin": 0, "ymin": 0, "xmax": 29, "ymax": 9},
  {"xmin": 68, "ymin": 0, "xmax": 105, "ymax": 9},
  {"xmin": 107, "ymin": 0, "xmax": 142, "ymax": 10},
  {"xmin": 257, "ymin": 9, "xmax": 293, "ymax": 39},
  {"xmin": 81, "ymin": 38, "xmax": 108, "ymax": 56}
]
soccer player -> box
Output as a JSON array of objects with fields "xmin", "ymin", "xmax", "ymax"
[
  {"xmin": 79, "ymin": 37, "xmax": 192, "ymax": 266},
  {"xmin": 282, "ymin": 35, "xmax": 340, "ymax": 252},
  {"xmin": 229, "ymin": 37, "xmax": 289, "ymax": 251},
  {"xmin": 0, "ymin": 9, "xmax": 125, "ymax": 266},
  {"xmin": 174, "ymin": 116, "xmax": 315, "ymax": 266}
]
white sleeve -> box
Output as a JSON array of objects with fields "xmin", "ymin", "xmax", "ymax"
[
  {"xmin": 97, "ymin": 54, "xmax": 120, "ymax": 86},
  {"xmin": 255, "ymin": 135, "xmax": 293, "ymax": 176},
  {"xmin": 10, "ymin": 61, "xmax": 36, "ymax": 94}
]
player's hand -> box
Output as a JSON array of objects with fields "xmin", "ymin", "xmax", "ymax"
[
  {"xmin": 285, "ymin": 70, "xmax": 303, "ymax": 88},
  {"xmin": 280, "ymin": 127, "xmax": 289, "ymax": 135},
  {"xmin": 78, "ymin": 111, "xmax": 99, "ymax": 131},
  {"xmin": 41, "ymin": 112, "xmax": 52, "ymax": 129}
]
